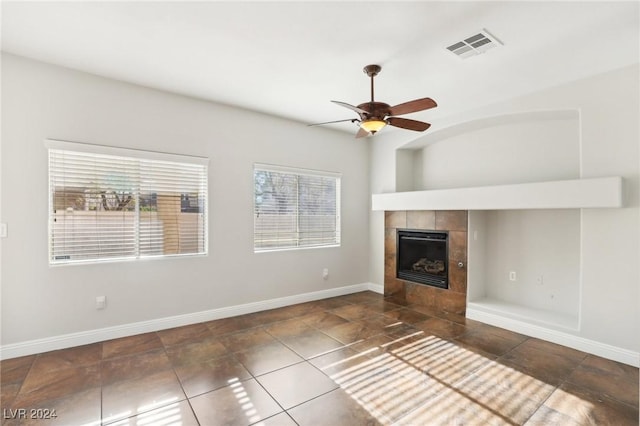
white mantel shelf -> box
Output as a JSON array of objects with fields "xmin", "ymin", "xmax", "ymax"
[{"xmin": 372, "ymin": 176, "xmax": 623, "ymax": 211}]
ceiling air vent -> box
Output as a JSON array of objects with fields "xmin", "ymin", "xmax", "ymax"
[{"xmin": 446, "ymin": 29, "xmax": 502, "ymax": 59}]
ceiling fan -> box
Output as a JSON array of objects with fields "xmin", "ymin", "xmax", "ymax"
[{"xmin": 310, "ymin": 64, "xmax": 437, "ymax": 138}]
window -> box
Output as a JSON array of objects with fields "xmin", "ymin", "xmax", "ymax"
[
  {"xmin": 47, "ymin": 140, "xmax": 208, "ymax": 264},
  {"xmin": 254, "ymin": 163, "xmax": 341, "ymax": 252}
]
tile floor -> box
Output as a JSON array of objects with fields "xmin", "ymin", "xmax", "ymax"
[{"xmin": 1, "ymin": 291, "xmax": 638, "ymax": 425}]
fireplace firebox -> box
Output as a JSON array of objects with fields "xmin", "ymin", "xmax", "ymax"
[{"xmin": 397, "ymin": 230, "xmax": 448, "ymax": 289}]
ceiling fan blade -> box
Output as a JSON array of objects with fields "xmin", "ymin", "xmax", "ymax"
[
  {"xmin": 388, "ymin": 97, "xmax": 437, "ymax": 116},
  {"xmin": 387, "ymin": 117, "xmax": 431, "ymax": 132},
  {"xmin": 307, "ymin": 118, "xmax": 358, "ymax": 127},
  {"xmin": 331, "ymin": 100, "xmax": 369, "ymax": 115},
  {"xmin": 355, "ymin": 127, "xmax": 370, "ymax": 138}
]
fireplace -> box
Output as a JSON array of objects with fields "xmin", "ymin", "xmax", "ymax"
[{"xmin": 397, "ymin": 229, "xmax": 448, "ymax": 289}]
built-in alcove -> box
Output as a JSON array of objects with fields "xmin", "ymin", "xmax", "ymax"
[
  {"xmin": 467, "ymin": 209, "xmax": 581, "ymax": 331},
  {"xmin": 376, "ymin": 110, "xmax": 624, "ymax": 333}
]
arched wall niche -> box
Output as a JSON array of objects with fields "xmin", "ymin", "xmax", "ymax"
[{"xmin": 395, "ymin": 109, "xmax": 581, "ymax": 192}]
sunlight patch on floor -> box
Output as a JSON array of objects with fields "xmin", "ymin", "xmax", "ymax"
[
  {"xmin": 319, "ymin": 332, "xmax": 594, "ymax": 425},
  {"xmin": 229, "ymin": 377, "xmax": 261, "ymax": 424},
  {"xmin": 100, "ymin": 397, "xmax": 182, "ymax": 426}
]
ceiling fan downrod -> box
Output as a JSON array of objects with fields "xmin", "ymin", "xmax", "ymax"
[{"xmin": 363, "ymin": 64, "xmax": 381, "ymax": 103}]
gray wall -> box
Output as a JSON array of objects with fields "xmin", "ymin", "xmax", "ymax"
[{"xmin": 0, "ymin": 53, "xmax": 371, "ymax": 345}]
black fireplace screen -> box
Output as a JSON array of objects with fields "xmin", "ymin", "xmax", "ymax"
[{"xmin": 397, "ymin": 230, "xmax": 448, "ymax": 289}]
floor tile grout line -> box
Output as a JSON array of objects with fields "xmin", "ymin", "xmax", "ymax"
[
  {"xmin": 247, "ymin": 411, "xmax": 300, "ymax": 426},
  {"xmin": 11, "ymin": 352, "xmax": 39, "ymax": 402},
  {"xmin": 560, "ymin": 360, "xmax": 640, "ymax": 411},
  {"xmin": 250, "ymin": 357, "xmax": 309, "ymax": 380},
  {"xmin": 183, "ymin": 395, "xmax": 202, "ymax": 426},
  {"xmin": 173, "ymin": 350, "xmax": 255, "ymax": 401},
  {"xmin": 232, "ymin": 327, "xmax": 339, "ymax": 426},
  {"xmin": 99, "ymin": 359, "xmax": 104, "ymax": 426},
  {"xmin": 263, "ymin": 320, "xmax": 353, "ymax": 362},
  {"xmin": 250, "ymin": 364, "xmax": 291, "ymax": 419},
  {"xmin": 571, "ymin": 351, "xmax": 640, "ymax": 397},
  {"xmin": 276, "ymin": 385, "xmax": 343, "ymax": 419},
  {"xmin": 503, "ymin": 343, "xmax": 564, "ymax": 426},
  {"xmin": 519, "ymin": 383, "xmax": 561, "ymax": 426},
  {"xmin": 102, "ymin": 335, "xmax": 192, "ymax": 425},
  {"xmin": 165, "ymin": 339, "xmax": 201, "ymax": 426},
  {"xmin": 102, "ymin": 331, "xmax": 167, "ymax": 362}
]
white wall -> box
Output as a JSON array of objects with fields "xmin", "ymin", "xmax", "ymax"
[
  {"xmin": 0, "ymin": 54, "xmax": 371, "ymax": 346},
  {"xmin": 483, "ymin": 209, "xmax": 581, "ymax": 318},
  {"xmin": 369, "ymin": 64, "xmax": 639, "ymax": 354}
]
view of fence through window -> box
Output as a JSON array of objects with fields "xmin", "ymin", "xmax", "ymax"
[
  {"xmin": 48, "ymin": 141, "xmax": 208, "ymax": 264},
  {"xmin": 254, "ymin": 164, "xmax": 341, "ymax": 251}
]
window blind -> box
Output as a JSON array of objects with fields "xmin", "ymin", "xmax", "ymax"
[
  {"xmin": 254, "ymin": 164, "xmax": 341, "ymax": 251},
  {"xmin": 47, "ymin": 140, "xmax": 208, "ymax": 264}
]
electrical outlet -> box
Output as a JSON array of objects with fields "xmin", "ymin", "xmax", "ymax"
[
  {"xmin": 322, "ymin": 268, "xmax": 329, "ymax": 280},
  {"xmin": 96, "ymin": 296, "xmax": 106, "ymax": 310},
  {"xmin": 0, "ymin": 223, "xmax": 7, "ymax": 238},
  {"xmin": 509, "ymin": 271, "xmax": 517, "ymax": 281}
]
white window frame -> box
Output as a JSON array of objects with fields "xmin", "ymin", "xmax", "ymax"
[
  {"xmin": 46, "ymin": 139, "xmax": 209, "ymax": 265},
  {"xmin": 253, "ymin": 163, "xmax": 341, "ymax": 253}
]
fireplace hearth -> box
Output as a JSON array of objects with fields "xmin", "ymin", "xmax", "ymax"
[{"xmin": 397, "ymin": 229, "xmax": 448, "ymax": 289}]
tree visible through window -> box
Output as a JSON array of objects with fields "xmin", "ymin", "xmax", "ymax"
[
  {"xmin": 47, "ymin": 140, "xmax": 208, "ymax": 264},
  {"xmin": 254, "ymin": 164, "xmax": 341, "ymax": 251}
]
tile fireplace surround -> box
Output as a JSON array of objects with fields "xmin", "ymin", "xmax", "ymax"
[{"xmin": 385, "ymin": 210, "xmax": 468, "ymax": 314}]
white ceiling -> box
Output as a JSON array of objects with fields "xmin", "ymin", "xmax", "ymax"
[{"xmin": 2, "ymin": 1, "xmax": 638, "ymax": 136}]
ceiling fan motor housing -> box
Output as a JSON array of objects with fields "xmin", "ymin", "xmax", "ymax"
[{"xmin": 357, "ymin": 101, "xmax": 391, "ymax": 121}]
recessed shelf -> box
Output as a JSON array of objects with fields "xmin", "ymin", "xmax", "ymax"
[{"xmin": 372, "ymin": 176, "xmax": 623, "ymax": 211}]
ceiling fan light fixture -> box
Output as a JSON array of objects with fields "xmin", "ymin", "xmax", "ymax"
[
  {"xmin": 313, "ymin": 64, "xmax": 436, "ymax": 137},
  {"xmin": 360, "ymin": 118, "xmax": 387, "ymax": 134}
]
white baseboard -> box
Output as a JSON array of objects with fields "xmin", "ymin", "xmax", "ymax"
[
  {"xmin": 467, "ymin": 306, "xmax": 640, "ymax": 367},
  {"xmin": 0, "ymin": 282, "xmax": 380, "ymax": 360},
  {"xmin": 367, "ymin": 282, "xmax": 384, "ymax": 294}
]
